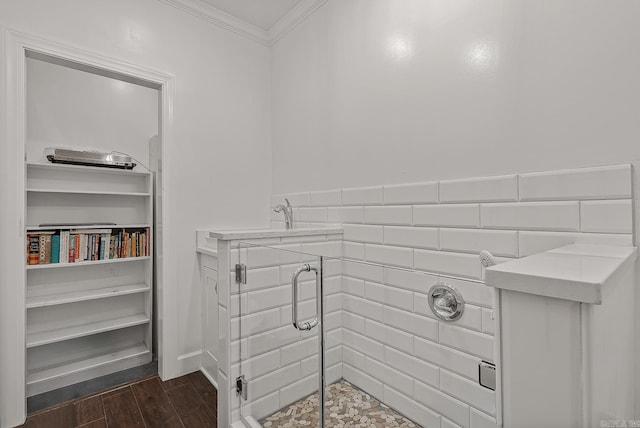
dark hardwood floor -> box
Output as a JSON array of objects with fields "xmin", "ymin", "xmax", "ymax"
[{"xmin": 20, "ymin": 371, "xmax": 217, "ymax": 428}]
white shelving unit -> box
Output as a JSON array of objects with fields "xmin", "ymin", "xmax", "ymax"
[
  {"xmin": 26, "ymin": 188, "xmax": 151, "ymax": 196},
  {"xmin": 25, "ymin": 162, "xmax": 153, "ymax": 397},
  {"xmin": 27, "ymin": 282, "xmax": 150, "ymax": 308},
  {"xmin": 26, "ymin": 256, "xmax": 152, "ymax": 270}
]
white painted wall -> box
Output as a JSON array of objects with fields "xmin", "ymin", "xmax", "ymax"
[
  {"xmin": 271, "ymin": 0, "xmax": 640, "ymax": 193},
  {"xmin": 0, "ymin": 0, "xmax": 271, "ymax": 384},
  {"xmin": 26, "ymin": 57, "xmax": 158, "ymax": 166}
]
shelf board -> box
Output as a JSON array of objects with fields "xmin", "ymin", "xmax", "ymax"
[
  {"xmin": 26, "ymin": 224, "xmax": 151, "ymax": 231},
  {"xmin": 27, "ymin": 283, "xmax": 150, "ymax": 308},
  {"xmin": 26, "ymin": 188, "xmax": 151, "ymax": 197},
  {"xmin": 27, "ymin": 313, "xmax": 150, "ymax": 348},
  {"xmin": 27, "ymin": 343, "xmax": 150, "ymax": 385},
  {"xmin": 26, "ymin": 162, "xmax": 150, "ymax": 176},
  {"xmin": 27, "ymin": 256, "xmax": 151, "ymax": 270}
]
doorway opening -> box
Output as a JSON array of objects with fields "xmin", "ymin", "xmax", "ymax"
[{"xmin": 0, "ymin": 30, "xmax": 177, "ymax": 426}]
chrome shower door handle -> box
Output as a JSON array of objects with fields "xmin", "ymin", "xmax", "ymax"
[{"xmin": 291, "ymin": 264, "xmax": 319, "ymax": 331}]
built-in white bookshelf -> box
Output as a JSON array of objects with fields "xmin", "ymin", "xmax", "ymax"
[
  {"xmin": 25, "ymin": 162, "xmax": 153, "ymax": 397},
  {"xmin": 27, "ymin": 282, "xmax": 150, "ymax": 308},
  {"xmin": 26, "ymin": 256, "xmax": 152, "ymax": 270},
  {"xmin": 27, "ymin": 188, "xmax": 151, "ymax": 196}
]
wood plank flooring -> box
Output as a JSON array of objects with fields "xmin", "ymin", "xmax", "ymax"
[{"xmin": 20, "ymin": 372, "xmax": 217, "ymax": 428}]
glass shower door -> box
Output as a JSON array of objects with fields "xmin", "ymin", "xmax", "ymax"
[{"xmin": 234, "ymin": 242, "xmax": 324, "ymax": 427}]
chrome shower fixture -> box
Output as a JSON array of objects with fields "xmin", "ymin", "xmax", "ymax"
[
  {"xmin": 273, "ymin": 198, "xmax": 294, "ymax": 230},
  {"xmin": 479, "ymin": 250, "xmax": 497, "ymax": 268}
]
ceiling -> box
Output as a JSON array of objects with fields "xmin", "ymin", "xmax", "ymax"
[{"xmin": 198, "ymin": 0, "xmax": 303, "ymax": 30}]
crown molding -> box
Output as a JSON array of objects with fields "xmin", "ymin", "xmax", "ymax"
[
  {"xmin": 157, "ymin": 0, "xmax": 327, "ymax": 46},
  {"xmin": 269, "ymin": 0, "xmax": 328, "ymax": 45},
  {"xmin": 157, "ymin": 0, "xmax": 271, "ymax": 46}
]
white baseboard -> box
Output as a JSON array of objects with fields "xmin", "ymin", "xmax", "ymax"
[
  {"xmin": 200, "ymin": 365, "xmax": 219, "ymax": 389},
  {"xmin": 176, "ymin": 350, "xmax": 202, "ymax": 375},
  {"xmin": 177, "ymin": 348, "xmax": 219, "ymax": 390}
]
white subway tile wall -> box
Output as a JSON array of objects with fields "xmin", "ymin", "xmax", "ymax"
[
  {"xmin": 384, "ymin": 225, "xmax": 439, "ymax": 250},
  {"xmin": 328, "ymin": 206, "xmax": 364, "ymax": 224},
  {"xmin": 439, "ymin": 175, "xmax": 518, "ymax": 203},
  {"xmin": 383, "ymin": 182, "xmax": 439, "ymax": 205},
  {"xmin": 414, "ymin": 204, "xmax": 481, "ymax": 228},
  {"xmin": 383, "ymin": 384, "xmax": 442, "ymax": 427},
  {"xmin": 439, "ymin": 229, "xmax": 518, "ymax": 258},
  {"xmin": 342, "ymin": 186, "xmax": 384, "ymax": 206},
  {"xmin": 580, "ymin": 199, "xmax": 633, "ymax": 234},
  {"xmin": 440, "ymin": 370, "xmax": 496, "ymax": 416},
  {"xmin": 364, "ymin": 206, "xmax": 413, "ymax": 225},
  {"xmin": 254, "ymin": 163, "xmax": 631, "ymax": 426},
  {"xmin": 518, "ymin": 165, "xmax": 632, "ymax": 201},
  {"xmin": 365, "ymin": 244, "xmax": 413, "ymax": 268},
  {"xmin": 480, "ymin": 201, "xmax": 580, "ymax": 231},
  {"xmin": 343, "ymin": 224, "xmax": 383, "ymax": 244}
]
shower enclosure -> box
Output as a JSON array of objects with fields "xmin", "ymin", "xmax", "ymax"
[{"xmin": 229, "ymin": 240, "xmax": 497, "ymax": 428}]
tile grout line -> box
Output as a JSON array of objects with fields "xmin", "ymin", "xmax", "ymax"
[
  {"xmin": 129, "ymin": 384, "xmax": 149, "ymax": 428},
  {"xmin": 77, "ymin": 419, "xmax": 107, "ymax": 428},
  {"xmin": 167, "ymin": 396, "xmax": 186, "ymax": 428},
  {"xmin": 99, "ymin": 392, "xmax": 107, "ymax": 428},
  {"xmin": 156, "ymin": 377, "xmax": 187, "ymax": 427}
]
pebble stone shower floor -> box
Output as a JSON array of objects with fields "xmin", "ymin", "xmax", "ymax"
[{"xmin": 260, "ymin": 380, "xmax": 419, "ymax": 428}]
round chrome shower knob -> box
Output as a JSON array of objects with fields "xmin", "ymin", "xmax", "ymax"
[{"xmin": 428, "ymin": 282, "xmax": 465, "ymax": 321}]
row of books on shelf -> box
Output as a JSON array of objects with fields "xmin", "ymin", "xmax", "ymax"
[{"xmin": 27, "ymin": 228, "xmax": 151, "ymax": 265}]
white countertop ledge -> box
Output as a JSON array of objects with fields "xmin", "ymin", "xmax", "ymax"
[
  {"xmin": 207, "ymin": 226, "xmax": 343, "ymax": 241},
  {"xmin": 485, "ymin": 244, "xmax": 638, "ymax": 304}
]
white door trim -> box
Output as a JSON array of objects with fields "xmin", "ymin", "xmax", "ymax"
[{"xmin": 0, "ymin": 28, "xmax": 179, "ymax": 427}]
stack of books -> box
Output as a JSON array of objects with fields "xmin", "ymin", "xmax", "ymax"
[{"xmin": 26, "ymin": 227, "xmax": 151, "ymax": 265}]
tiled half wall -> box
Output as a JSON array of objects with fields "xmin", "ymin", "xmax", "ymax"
[
  {"xmin": 272, "ymin": 164, "xmax": 633, "ymax": 266},
  {"xmin": 219, "ymin": 164, "xmax": 632, "ymax": 428},
  {"xmin": 260, "ymin": 164, "xmax": 633, "ymax": 428}
]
